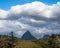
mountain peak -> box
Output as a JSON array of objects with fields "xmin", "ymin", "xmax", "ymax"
[{"xmin": 22, "ymin": 31, "xmax": 36, "ymax": 40}]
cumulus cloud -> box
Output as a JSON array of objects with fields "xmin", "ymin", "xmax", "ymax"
[
  {"xmin": 0, "ymin": 9, "xmax": 9, "ymax": 19},
  {"xmin": 0, "ymin": 1, "xmax": 60, "ymax": 38}
]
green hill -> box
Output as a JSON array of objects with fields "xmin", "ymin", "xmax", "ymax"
[
  {"xmin": 0, "ymin": 35, "xmax": 42, "ymax": 48},
  {"xmin": 0, "ymin": 34, "xmax": 60, "ymax": 48}
]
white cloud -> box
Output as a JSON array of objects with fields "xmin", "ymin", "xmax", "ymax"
[
  {"xmin": 0, "ymin": 21, "xmax": 4, "ymax": 28},
  {"xmin": 0, "ymin": 2, "xmax": 59, "ymax": 19},
  {"xmin": 0, "ymin": 9, "xmax": 9, "ymax": 18},
  {"xmin": 8, "ymin": 1, "xmax": 60, "ymax": 19},
  {"xmin": 0, "ymin": 1, "xmax": 60, "ymax": 19},
  {"xmin": 0, "ymin": 1, "xmax": 60, "ymax": 38}
]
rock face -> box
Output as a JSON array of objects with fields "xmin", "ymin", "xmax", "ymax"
[{"xmin": 22, "ymin": 31, "xmax": 36, "ymax": 40}]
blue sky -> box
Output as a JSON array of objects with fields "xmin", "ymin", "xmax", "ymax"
[{"xmin": 0, "ymin": 0, "xmax": 60, "ymax": 10}]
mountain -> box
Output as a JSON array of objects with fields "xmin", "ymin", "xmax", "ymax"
[{"xmin": 22, "ymin": 31, "xmax": 36, "ymax": 40}]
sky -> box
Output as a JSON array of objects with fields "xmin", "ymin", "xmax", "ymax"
[
  {"xmin": 0, "ymin": 0, "xmax": 60, "ymax": 38},
  {"xmin": 0, "ymin": 0, "xmax": 60, "ymax": 10}
]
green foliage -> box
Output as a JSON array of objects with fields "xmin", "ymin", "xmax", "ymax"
[
  {"xmin": 33, "ymin": 34, "xmax": 60, "ymax": 48},
  {"xmin": 0, "ymin": 34, "xmax": 60, "ymax": 48}
]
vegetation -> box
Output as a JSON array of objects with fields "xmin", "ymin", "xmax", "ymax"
[{"xmin": 0, "ymin": 33, "xmax": 60, "ymax": 48}]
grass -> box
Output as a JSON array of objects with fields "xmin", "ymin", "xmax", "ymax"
[{"xmin": 0, "ymin": 34, "xmax": 60, "ymax": 48}]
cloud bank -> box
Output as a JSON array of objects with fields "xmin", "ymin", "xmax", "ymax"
[{"xmin": 0, "ymin": 1, "xmax": 60, "ymax": 38}]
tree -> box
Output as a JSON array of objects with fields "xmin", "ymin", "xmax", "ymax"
[
  {"xmin": 8, "ymin": 32, "xmax": 15, "ymax": 48},
  {"xmin": 48, "ymin": 34, "xmax": 58, "ymax": 48}
]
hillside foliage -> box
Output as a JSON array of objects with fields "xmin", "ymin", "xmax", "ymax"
[{"xmin": 0, "ymin": 33, "xmax": 60, "ymax": 48}]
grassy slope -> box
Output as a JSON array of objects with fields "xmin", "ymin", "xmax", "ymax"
[
  {"xmin": 0, "ymin": 34, "xmax": 60, "ymax": 48},
  {"xmin": 33, "ymin": 34, "xmax": 60, "ymax": 48},
  {"xmin": 15, "ymin": 40, "xmax": 42, "ymax": 48},
  {"xmin": 0, "ymin": 35, "xmax": 42, "ymax": 48}
]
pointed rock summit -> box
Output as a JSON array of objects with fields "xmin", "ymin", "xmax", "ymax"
[{"xmin": 22, "ymin": 31, "xmax": 36, "ymax": 40}]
